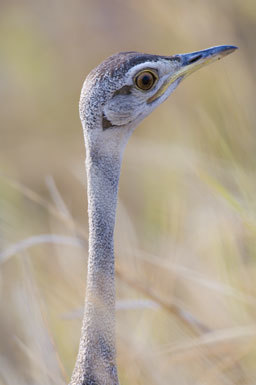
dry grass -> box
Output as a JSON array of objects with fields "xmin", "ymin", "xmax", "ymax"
[{"xmin": 1, "ymin": 0, "xmax": 256, "ymax": 384}]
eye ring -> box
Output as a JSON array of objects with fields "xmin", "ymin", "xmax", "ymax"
[{"xmin": 134, "ymin": 70, "xmax": 158, "ymax": 91}]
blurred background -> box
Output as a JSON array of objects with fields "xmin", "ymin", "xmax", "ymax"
[{"xmin": 1, "ymin": 0, "xmax": 256, "ymax": 384}]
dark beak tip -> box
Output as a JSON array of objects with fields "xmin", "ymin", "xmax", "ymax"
[
  {"xmin": 226, "ymin": 45, "xmax": 239, "ymax": 52},
  {"xmin": 211, "ymin": 45, "xmax": 239, "ymax": 56},
  {"xmin": 221, "ymin": 45, "xmax": 239, "ymax": 58}
]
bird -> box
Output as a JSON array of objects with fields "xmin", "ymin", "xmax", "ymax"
[{"xmin": 69, "ymin": 45, "xmax": 237, "ymax": 385}]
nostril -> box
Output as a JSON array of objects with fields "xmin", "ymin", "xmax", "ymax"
[{"xmin": 188, "ymin": 54, "xmax": 202, "ymax": 64}]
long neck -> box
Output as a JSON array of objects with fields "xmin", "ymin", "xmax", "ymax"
[{"xmin": 70, "ymin": 144, "xmax": 122, "ymax": 385}]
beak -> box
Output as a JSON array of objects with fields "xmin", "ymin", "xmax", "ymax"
[
  {"xmin": 174, "ymin": 45, "xmax": 238, "ymax": 79},
  {"xmin": 147, "ymin": 45, "xmax": 238, "ymax": 104}
]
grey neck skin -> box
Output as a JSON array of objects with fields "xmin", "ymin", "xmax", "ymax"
[{"xmin": 70, "ymin": 128, "xmax": 130, "ymax": 385}]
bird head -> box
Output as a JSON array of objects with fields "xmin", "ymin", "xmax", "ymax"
[{"xmin": 80, "ymin": 45, "xmax": 237, "ymax": 156}]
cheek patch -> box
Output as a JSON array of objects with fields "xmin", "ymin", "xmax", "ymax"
[{"xmin": 103, "ymin": 94, "xmax": 143, "ymax": 127}]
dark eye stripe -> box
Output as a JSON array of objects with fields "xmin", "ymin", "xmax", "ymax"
[{"xmin": 113, "ymin": 85, "xmax": 132, "ymax": 96}]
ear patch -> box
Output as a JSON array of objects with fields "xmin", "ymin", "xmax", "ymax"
[{"xmin": 102, "ymin": 113, "xmax": 114, "ymax": 130}]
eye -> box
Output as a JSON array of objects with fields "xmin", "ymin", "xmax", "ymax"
[{"xmin": 134, "ymin": 70, "xmax": 158, "ymax": 91}]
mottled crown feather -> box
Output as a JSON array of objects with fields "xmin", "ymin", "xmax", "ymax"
[{"xmin": 88, "ymin": 51, "xmax": 178, "ymax": 80}]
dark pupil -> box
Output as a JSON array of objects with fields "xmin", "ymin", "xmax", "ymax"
[{"xmin": 142, "ymin": 75, "xmax": 151, "ymax": 85}]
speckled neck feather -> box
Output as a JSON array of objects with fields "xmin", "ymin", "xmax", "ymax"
[{"xmin": 70, "ymin": 146, "xmax": 122, "ymax": 385}]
